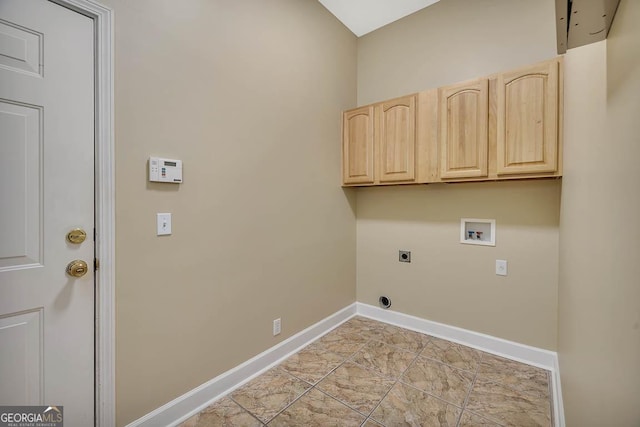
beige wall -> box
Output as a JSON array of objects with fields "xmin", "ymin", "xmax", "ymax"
[
  {"xmin": 558, "ymin": 0, "xmax": 640, "ymax": 424},
  {"xmin": 355, "ymin": 0, "xmax": 560, "ymax": 349},
  {"xmin": 357, "ymin": 0, "xmax": 557, "ymax": 106},
  {"xmin": 103, "ymin": 0, "xmax": 640, "ymax": 423},
  {"xmin": 357, "ymin": 182, "xmax": 560, "ymax": 348},
  {"xmin": 102, "ymin": 1, "xmax": 357, "ymax": 425}
]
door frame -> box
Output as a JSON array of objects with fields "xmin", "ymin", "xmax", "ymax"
[{"xmin": 49, "ymin": 1, "xmax": 115, "ymax": 425}]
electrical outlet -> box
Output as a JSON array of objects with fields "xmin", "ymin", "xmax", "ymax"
[
  {"xmin": 496, "ymin": 259, "xmax": 508, "ymax": 276},
  {"xmin": 399, "ymin": 250, "xmax": 411, "ymax": 263},
  {"xmin": 273, "ymin": 318, "xmax": 281, "ymax": 336}
]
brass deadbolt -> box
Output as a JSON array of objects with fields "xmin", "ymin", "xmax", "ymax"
[
  {"xmin": 67, "ymin": 228, "xmax": 87, "ymax": 244},
  {"xmin": 66, "ymin": 260, "xmax": 89, "ymax": 278}
]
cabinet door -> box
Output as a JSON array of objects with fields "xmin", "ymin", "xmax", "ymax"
[
  {"xmin": 342, "ymin": 106, "xmax": 375, "ymax": 185},
  {"xmin": 497, "ymin": 60, "xmax": 559, "ymax": 174},
  {"xmin": 439, "ymin": 79, "xmax": 489, "ymax": 179},
  {"xmin": 377, "ymin": 95, "xmax": 417, "ymax": 183}
]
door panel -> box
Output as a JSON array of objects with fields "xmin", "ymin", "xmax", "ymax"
[
  {"xmin": 0, "ymin": 1, "xmax": 95, "ymax": 425},
  {"xmin": 343, "ymin": 106, "xmax": 374, "ymax": 184},
  {"xmin": 0, "ymin": 19, "xmax": 43, "ymax": 76},
  {"xmin": 0, "ymin": 101, "xmax": 43, "ymax": 270},
  {"xmin": 378, "ymin": 95, "xmax": 416, "ymax": 183},
  {"xmin": 0, "ymin": 310, "xmax": 43, "ymax": 405},
  {"xmin": 439, "ymin": 79, "xmax": 489, "ymax": 179},
  {"xmin": 497, "ymin": 60, "xmax": 559, "ymax": 174}
]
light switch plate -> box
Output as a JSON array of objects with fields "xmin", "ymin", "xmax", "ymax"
[
  {"xmin": 496, "ymin": 259, "xmax": 507, "ymax": 276},
  {"xmin": 157, "ymin": 213, "xmax": 172, "ymax": 236}
]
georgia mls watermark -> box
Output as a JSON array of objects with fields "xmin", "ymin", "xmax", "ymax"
[{"xmin": 0, "ymin": 406, "xmax": 63, "ymax": 427}]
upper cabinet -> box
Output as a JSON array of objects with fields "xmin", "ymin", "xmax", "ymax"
[
  {"xmin": 342, "ymin": 106, "xmax": 374, "ymax": 185},
  {"xmin": 439, "ymin": 78, "xmax": 489, "ymax": 180},
  {"xmin": 496, "ymin": 59, "xmax": 560, "ymax": 175},
  {"xmin": 377, "ymin": 95, "xmax": 416, "ymax": 183},
  {"xmin": 341, "ymin": 57, "xmax": 563, "ymax": 186},
  {"xmin": 342, "ymin": 95, "xmax": 417, "ymax": 186}
]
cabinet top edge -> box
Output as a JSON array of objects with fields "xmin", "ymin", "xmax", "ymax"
[
  {"xmin": 344, "ymin": 93, "xmax": 419, "ymax": 112},
  {"xmin": 345, "ymin": 56, "xmax": 563, "ymax": 111}
]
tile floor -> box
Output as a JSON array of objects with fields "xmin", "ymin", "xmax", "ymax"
[{"xmin": 180, "ymin": 316, "xmax": 553, "ymax": 427}]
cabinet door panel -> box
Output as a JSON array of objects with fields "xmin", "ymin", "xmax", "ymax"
[
  {"xmin": 343, "ymin": 106, "xmax": 374, "ymax": 184},
  {"xmin": 497, "ymin": 60, "xmax": 559, "ymax": 174},
  {"xmin": 439, "ymin": 79, "xmax": 489, "ymax": 179},
  {"xmin": 378, "ymin": 95, "xmax": 416, "ymax": 183}
]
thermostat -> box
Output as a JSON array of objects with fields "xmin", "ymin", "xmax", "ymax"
[{"xmin": 149, "ymin": 157, "xmax": 182, "ymax": 183}]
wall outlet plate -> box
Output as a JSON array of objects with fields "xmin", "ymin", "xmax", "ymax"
[
  {"xmin": 399, "ymin": 250, "xmax": 411, "ymax": 263},
  {"xmin": 273, "ymin": 318, "xmax": 281, "ymax": 336},
  {"xmin": 496, "ymin": 259, "xmax": 508, "ymax": 276}
]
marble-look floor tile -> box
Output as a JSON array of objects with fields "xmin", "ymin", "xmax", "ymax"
[
  {"xmin": 401, "ymin": 356, "xmax": 474, "ymax": 406},
  {"xmin": 476, "ymin": 354, "xmax": 550, "ymax": 400},
  {"xmin": 370, "ymin": 382, "xmax": 461, "ymax": 427},
  {"xmin": 178, "ymin": 397, "xmax": 262, "ymax": 427},
  {"xmin": 352, "ymin": 340, "xmax": 418, "ymax": 379},
  {"xmin": 335, "ymin": 316, "xmax": 386, "ymax": 340},
  {"xmin": 317, "ymin": 360, "xmax": 395, "ymax": 415},
  {"xmin": 466, "ymin": 380, "xmax": 551, "ymax": 427},
  {"xmin": 279, "ymin": 342, "xmax": 345, "ymax": 384},
  {"xmin": 317, "ymin": 329, "xmax": 369, "ymax": 357},
  {"xmin": 201, "ymin": 320, "xmax": 554, "ymax": 427},
  {"xmin": 362, "ymin": 419, "xmax": 384, "ymax": 427},
  {"xmin": 230, "ymin": 368, "xmax": 310, "ymax": 423},
  {"xmin": 458, "ymin": 410, "xmax": 503, "ymax": 426},
  {"xmin": 376, "ymin": 324, "xmax": 431, "ymax": 353},
  {"xmin": 268, "ymin": 388, "xmax": 365, "ymax": 427},
  {"xmin": 420, "ymin": 337, "xmax": 483, "ymax": 372}
]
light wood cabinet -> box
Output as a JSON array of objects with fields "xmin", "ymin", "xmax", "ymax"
[
  {"xmin": 342, "ymin": 95, "xmax": 417, "ymax": 186},
  {"xmin": 439, "ymin": 78, "xmax": 489, "ymax": 180},
  {"xmin": 342, "ymin": 106, "xmax": 374, "ymax": 185},
  {"xmin": 377, "ymin": 95, "xmax": 416, "ymax": 183},
  {"xmin": 496, "ymin": 59, "xmax": 560, "ymax": 175},
  {"xmin": 341, "ymin": 57, "xmax": 563, "ymax": 186}
]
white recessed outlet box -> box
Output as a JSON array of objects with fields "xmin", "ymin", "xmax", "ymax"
[
  {"xmin": 273, "ymin": 318, "xmax": 281, "ymax": 336},
  {"xmin": 157, "ymin": 213, "xmax": 172, "ymax": 236},
  {"xmin": 460, "ymin": 218, "xmax": 496, "ymax": 246},
  {"xmin": 149, "ymin": 157, "xmax": 183, "ymax": 183},
  {"xmin": 496, "ymin": 259, "xmax": 508, "ymax": 276}
]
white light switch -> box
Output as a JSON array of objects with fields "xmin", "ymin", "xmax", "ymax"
[
  {"xmin": 496, "ymin": 259, "xmax": 507, "ymax": 276},
  {"xmin": 157, "ymin": 213, "xmax": 172, "ymax": 236}
]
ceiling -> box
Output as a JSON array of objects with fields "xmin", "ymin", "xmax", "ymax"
[{"xmin": 318, "ymin": 0, "xmax": 441, "ymax": 37}]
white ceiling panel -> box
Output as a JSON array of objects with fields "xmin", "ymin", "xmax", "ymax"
[{"xmin": 318, "ymin": 0, "xmax": 441, "ymax": 37}]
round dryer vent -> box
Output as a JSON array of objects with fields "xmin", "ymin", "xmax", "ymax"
[{"xmin": 378, "ymin": 296, "xmax": 391, "ymax": 309}]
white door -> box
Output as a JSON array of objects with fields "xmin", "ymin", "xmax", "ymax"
[{"xmin": 0, "ymin": 0, "xmax": 95, "ymax": 425}]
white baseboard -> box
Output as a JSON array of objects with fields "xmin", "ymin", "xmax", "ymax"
[
  {"xmin": 356, "ymin": 303, "xmax": 565, "ymax": 427},
  {"xmin": 552, "ymin": 355, "xmax": 565, "ymax": 427},
  {"xmin": 126, "ymin": 302, "xmax": 564, "ymax": 427},
  {"xmin": 355, "ymin": 303, "xmax": 556, "ymax": 369},
  {"xmin": 125, "ymin": 303, "xmax": 357, "ymax": 427}
]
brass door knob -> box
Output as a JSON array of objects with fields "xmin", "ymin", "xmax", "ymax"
[
  {"xmin": 67, "ymin": 228, "xmax": 87, "ymax": 244},
  {"xmin": 66, "ymin": 260, "xmax": 89, "ymax": 278}
]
